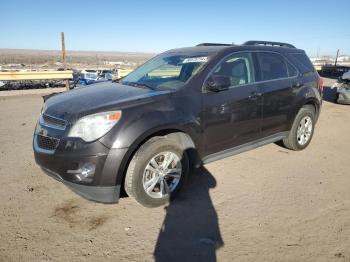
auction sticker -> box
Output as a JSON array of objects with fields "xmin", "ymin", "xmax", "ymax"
[{"xmin": 182, "ymin": 57, "xmax": 208, "ymax": 63}]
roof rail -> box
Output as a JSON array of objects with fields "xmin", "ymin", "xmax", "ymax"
[
  {"xmin": 243, "ymin": 40, "xmax": 296, "ymax": 48},
  {"xmin": 196, "ymin": 43, "xmax": 232, "ymax": 47}
]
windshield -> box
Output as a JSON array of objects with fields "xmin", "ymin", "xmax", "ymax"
[{"xmin": 121, "ymin": 53, "xmax": 211, "ymax": 90}]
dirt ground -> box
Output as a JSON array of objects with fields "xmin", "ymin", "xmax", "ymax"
[{"xmin": 0, "ymin": 79, "xmax": 349, "ymax": 262}]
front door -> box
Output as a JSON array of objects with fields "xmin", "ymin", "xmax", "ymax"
[{"xmin": 202, "ymin": 52, "xmax": 262, "ymax": 156}]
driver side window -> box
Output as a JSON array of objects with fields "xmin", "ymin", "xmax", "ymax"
[{"xmin": 212, "ymin": 52, "xmax": 255, "ymax": 87}]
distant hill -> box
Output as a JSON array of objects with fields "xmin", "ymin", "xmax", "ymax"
[{"xmin": 0, "ymin": 48, "xmax": 156, "ymax": 66}]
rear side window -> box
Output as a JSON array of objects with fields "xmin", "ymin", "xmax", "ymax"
[
  {"xmin": 257, "ymin": 52, "xmax": 288, "ymax": 81},
  {"xmin": 289, "ymin": 53, "xmax": 315, "ymax": 74},
  {"xmin": 286, "ymin": 60, "xmax": 298, "ymax": 77}
]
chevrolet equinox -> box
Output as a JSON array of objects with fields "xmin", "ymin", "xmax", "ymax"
[{"xmin": 33, "ymin": 41, "xmax": 323, "ymax": 207}]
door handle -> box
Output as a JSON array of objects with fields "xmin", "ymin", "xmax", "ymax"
[
  {"xmin": 292, "ymin": 82, "xmax": 303, "ymax": 89},
  {"xmin": 248, "ymin": 91, "xmax": 262, "ymax": 100}
]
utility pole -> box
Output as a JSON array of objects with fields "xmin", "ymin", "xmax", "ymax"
[
  {"xmin": 96, "ymin": 54, "xmax": 99, "ymax": 71},
  {"xmin": 61, "ymin": 32, "xmax": 70, "ymax": 91},
  {"xmin": 334, "ymin": 49, "xmax": 339, "ymax": 67}
]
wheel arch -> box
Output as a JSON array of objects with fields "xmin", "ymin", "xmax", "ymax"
[
  {"xmin": 286, "ymin": 97, "xmax": 320, "ymax": 134},
  {"xmin": 303, "ymin": 98, "xmax": 320, "ymax": 120},
  {"xmin": 115, "ymin": 127, "xmax": 200, "ymax": 194}
]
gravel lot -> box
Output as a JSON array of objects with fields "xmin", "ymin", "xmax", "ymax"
[{"xmin": 0, "ymin": 79, "xmax": 349, "ymax": 262}]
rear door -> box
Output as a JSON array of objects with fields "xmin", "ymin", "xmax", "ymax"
[
  {"xmin": 202, "ymin": 52, "xmax": 263, "ymax": 155},
  {"xmin": 255, "ymin": 52, "xmax": 298, "ymax": 137}
]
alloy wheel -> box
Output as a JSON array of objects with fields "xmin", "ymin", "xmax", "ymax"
[
  {"xmin": 142, "ymin": 151, "xmax": 182, "ymax": 199},
  {"xmin": 297, "ymin": 116, "xmax": 313, "ymax": 146}
]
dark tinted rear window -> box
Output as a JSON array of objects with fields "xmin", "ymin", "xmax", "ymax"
[
  {"xmin": 257, "ymin": 52, "xmax": 288, "ymax": 81},
  {"xmin": 288, "ymin": 53, "xmax": 315, "ymax": 74}
]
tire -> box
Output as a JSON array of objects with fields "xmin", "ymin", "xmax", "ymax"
[
  {"xmin": 124, "ymin": 137, "xmax": 189, "ymax": 207},
  {"xmin": 282, "ymin": 105, "xmax": 316, "ymax": 151}
]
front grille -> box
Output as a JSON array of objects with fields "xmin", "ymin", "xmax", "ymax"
[
  {"xmin": 42, "ymin": 114, "xmax": 67, "ymax": 129},
  {"xmin": 36, "ymin": 135, "xmax": 60, "ymax": 151}
]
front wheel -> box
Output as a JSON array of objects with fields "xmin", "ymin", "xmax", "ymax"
[
  {"xmin": 282, "ymin": 105, "xmax": 316, "ymax": 150},
  {"xmin": 124, "ymin": 137, "xmax": 189, "ymax": 207}
]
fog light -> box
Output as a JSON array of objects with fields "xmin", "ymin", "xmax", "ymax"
[{"xmin": 67, "ymin": 163, "xmax": 96, "ymax": 182}]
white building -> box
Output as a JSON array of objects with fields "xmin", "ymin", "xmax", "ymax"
[
  {"xmin": 103, "ymin": 61, "xmax": 124, "ymax": 66},
  {"xmin": 338, "ymin": 56, "xmax": 350, "ymax": 62}
]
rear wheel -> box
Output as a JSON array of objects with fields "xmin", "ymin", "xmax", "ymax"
[
  {"xmin": 124, "ymin": 137, "xmax": 189, "ymax": 207},
  {"xmin": 282, "ymin": 105, "xmax": 316, "ymax": 150}
]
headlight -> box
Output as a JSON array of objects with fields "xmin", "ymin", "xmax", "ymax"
[{"xmin": 68, "ymin": 111, "xmax": 122, "ymax": 142}]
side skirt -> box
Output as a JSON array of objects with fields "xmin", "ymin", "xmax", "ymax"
[{"xmin": 202, "ymin": 132, "xmax": 289, "ymax": 164}]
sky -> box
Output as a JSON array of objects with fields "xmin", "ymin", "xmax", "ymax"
[{"xmin": 1, "ymin": 0, "xmax": 349, "ymax": 57}]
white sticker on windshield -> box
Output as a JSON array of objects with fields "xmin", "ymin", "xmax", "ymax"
[{"xmin": 182, "ymin": 57, "xmax": 208, "ymax": 63}]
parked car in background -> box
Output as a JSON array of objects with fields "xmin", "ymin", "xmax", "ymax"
[
  {"xmin": 77, "ymin": 72, "xmax": 108, "ymax": 85},
  {"xmin": 333, "ymin": 70, "xmax": 350, "ymax": 104},
  {"xmin": 33, "ymin": 41, "xmax": 322, "ymax": 207},
  {"xmin": 100, "ymin": 70, "xmax": 115, "ymax": 80}
]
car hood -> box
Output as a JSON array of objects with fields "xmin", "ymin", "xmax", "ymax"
[{"xmin": 44, "ymin": 82, "xmax": 170, "ymax": 122}]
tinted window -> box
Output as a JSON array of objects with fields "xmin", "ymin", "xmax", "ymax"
[
  {"xmin": 121, "ymin": 53, "xmax": 211, "ymax": 90},
  {"xmin": 212, "ymin": 52, "xmax": 255, "ymax": 87},
  {"xmin": 286, "ymin": 60, "xmax": 298, "ymax": 77},
  {"xmin": 289, "ymin": 53, "xmax": 315, "ymax": 74},
  {"xmin": 148, "ymin": 64, "xmax": 181, "ymax": 78},
  {"xmin": 257, "ymin": 52, "xmax": 288, "ymax": 81}
]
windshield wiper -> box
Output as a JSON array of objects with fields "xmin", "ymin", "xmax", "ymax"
[{"xmin": 125, "ymin": 82, "xmax": 154, "ymax": 90}]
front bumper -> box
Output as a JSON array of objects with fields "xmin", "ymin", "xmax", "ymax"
[
  {"xmin": 33, "ymin": 131, "xmax": 128, "ymax": 203},
  {"xmin": 42, "ymin": 167, "xmax": 121, "ymax": 203}
]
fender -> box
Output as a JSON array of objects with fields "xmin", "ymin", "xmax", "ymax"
[
  {"xmin": 107, "ymin": 121, "xmax": 201, "ymax": 187},
  {"xmin": 99, "ymin": 86, "xmax": 203, "ymax": 151},
  {"xmin": 298, "ymin": 86, "xmax": 322, "ymax": 117},
  {"xmin": 98, "ymin": 98, "xmax": 203, "ymax": 186},
  {"xmin": 288, "ymin": 85, "xmax": 321, "ymax": 130}
]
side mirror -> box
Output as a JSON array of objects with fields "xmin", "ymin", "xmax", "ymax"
[{"xmin": 206, "ymin": 75, "xmax": 231, "ymax": 92}]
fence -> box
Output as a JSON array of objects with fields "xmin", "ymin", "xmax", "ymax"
[{"xmin": 0, "ymin": 70, "xmax": 73, "ymax": 81}]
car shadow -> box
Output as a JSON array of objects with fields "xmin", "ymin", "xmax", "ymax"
[{"xmin": 153, "ymin": 166, "xmax": 223, "ymax": 262}]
